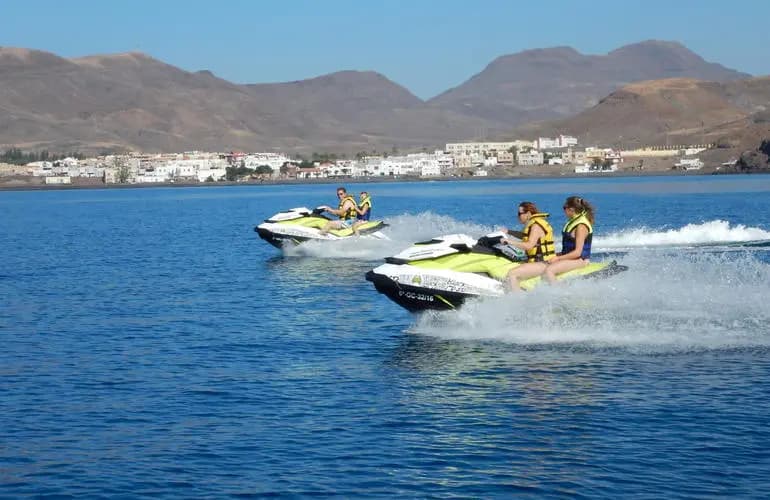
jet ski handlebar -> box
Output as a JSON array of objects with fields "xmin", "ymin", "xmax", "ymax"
[{"xmin": 476, "ymin": 234, "xmax": 505, "ymax": 247}]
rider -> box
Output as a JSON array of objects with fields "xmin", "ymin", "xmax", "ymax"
[
  {"xmin": 501, "ymin": 201, "xmax": 556, "ymax": 291},
  {"xmin": 319, "ymin": 186, "xmax": 358, "ymax": 234},
  {"xmin": 351, "ymin": 191, "xmax": 372, "ymax": 236},
  {"xmin": 543, "ymin": 195, "xmax": 594, "ymax": 283}
]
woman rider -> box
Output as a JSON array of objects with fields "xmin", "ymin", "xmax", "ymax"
[
  {"xmin": 543, "ymin": 196, "xmax": 594, "ymax": 283},
  {"xmin": 351, "ymin": 191, "xmax": 372, "ymax": 236},
  {"xmin": 502, "ymin": 201, "xmax": 556, "ymax": 291}
]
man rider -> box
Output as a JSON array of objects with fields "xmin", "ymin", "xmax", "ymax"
[{"xmin": 319, "ymin": 186, "xmax": 358, "ymax": 235}]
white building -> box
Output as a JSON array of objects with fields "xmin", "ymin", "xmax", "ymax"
[
  {"xmin": 537, "ymin": 135, "xmax": 578, "ymax": 150},
  {"xmin": 517, "ymin": 150, "xmax": 544, "ymax": 166},
  {"xmin": 575, "ymin": 163, "xmax": 618, "ymax": 174},
  {"xmin": 453, "ymin": 153, "xmax": 485, "ymax": 169},
  {"xmin": 675, "ymin": 158, "xmax": 704, "ymax": 170},
  {"xmin": 350, "ymin": 151, "xmax": 451, "ymax": 177},
  {"xmin": 537, "ymin": 137, "xmax": 560, "ymax": 150},
  {"xmin": 196, "ymin": 168, "xmax": 227, "ymax": 182},
  {"xmin": 558, "ymin": 135, "xmax": 578, "ymax": 147},
  {"xmin": 432, "ymin": 150, "xmax": 454, "ymax": 171},
  {"xmin": 44, "ymin": 175, "xmax": 71, "ymax": 184},
  {"xmin": 243, "ymin": 153, "xmax": 293, "ymax": 170},
  {"xmin": 28, "ymin": 161, "xmax": 55, "ymax": 176},
  {"xmin": 574, "ymin": 164, "xmax": 591, "ymax": 174},
  {"xmin": 134, "ymin": 172, "xmax": 168, "ymax": 183},
  {"xmin": 445, "ymin": 140, "xmax": 535, "ymax": 156}
]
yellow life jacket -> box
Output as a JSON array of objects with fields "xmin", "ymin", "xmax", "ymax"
[
  {"xmin": 561, "ymin": 212, "xmax": 593, "ymax": 259},
  {"xmin": 338, "ymin": 195, "xmax": 358, "ymax": 220},
  {"xmin": 522, "ymin": 213, "xmax": 556, "ymax": 262},
  {"xmin": 358, "ymin": 195, "xmax": 372, "ymax": 221}
]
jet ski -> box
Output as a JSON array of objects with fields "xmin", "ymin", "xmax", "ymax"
[
  {"xmin": 255, "ymin": 207, "xmax": 389, "ymax": 248},
  {"xmin": 365, "ymin": 232, "xmax": 628, "ymax": 312}
]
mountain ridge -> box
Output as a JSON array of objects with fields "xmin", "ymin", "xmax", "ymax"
[
  {"xmin": 0, "ymin": 41, "xmax": 759, "ymax": 154},
  {"xmin": 503, "ymin": 76, "xmax": 770, "ymax": 151},
  {"xmin": 427, "ymin": 40, "xmax": 750, "ymax": 126}
]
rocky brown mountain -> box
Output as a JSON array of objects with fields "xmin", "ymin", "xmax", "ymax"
[
  {"xmin": 0, "ymin": 41, "xmax": 758, "ymax": 154},
  {"xmin": 504, "ymin": 76, "xmax": 770, "ymax": 150},
  {"xmin": 501, "ymin": 85, "xmax": 769, "ymax": 168},
  {"xmin": 429, "ymin": 40, "xmax": 749, "ymax": 126},
  {"xmin": 0, "ymin": 47, "xmax": 503, "ymax": 154}
]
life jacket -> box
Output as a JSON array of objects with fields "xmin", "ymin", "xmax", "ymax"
[
  {"xmin": 357, "ymin": 195, "xmax": 372, "ymax": 221},
  {"xmin": 561, "ymin": 211, "xmax": 593, "ymax": 259},
  {"xmin": 522, "ymin": 213, "xmax": 555, "ymax": 262},
  {"xmin": 338, "ymin": 195, "xmax": 358, "ymax": 220}
]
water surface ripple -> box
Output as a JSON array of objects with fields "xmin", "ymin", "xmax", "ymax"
[{"xmin": 2, "ymin": 177, "xmax": 770, "ymax": 497}]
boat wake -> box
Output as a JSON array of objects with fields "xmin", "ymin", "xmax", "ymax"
[
  {"xmin": 595, "ymin": 220, "xmax": 770, "ymax": 251},
  {"xmin": 282, "ymin": 211, "xmax": 491, "ymax": 259},
  {"xmin": 409, "ymin": 249, "xmax": 770, "ymax": 351},
  {"xmin": 283, "ymin": 216, "xmax": 770, "ymax": 260}
]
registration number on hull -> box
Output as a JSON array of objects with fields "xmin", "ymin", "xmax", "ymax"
[{"xmin": 398, "ymin": 290, "xmax": 434, "ymax": 302}]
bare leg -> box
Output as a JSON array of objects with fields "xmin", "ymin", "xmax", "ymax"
[
  {"xmin": 544, "ymin": 259, "xmax": 588, "ymax": 283},
  {"xmin": 506, "ymin": 262, "xmax": 547, "ymax": 292},
  {"xmin": 319, "ymin": 221, "xmax": 341, "ymax": 235}
]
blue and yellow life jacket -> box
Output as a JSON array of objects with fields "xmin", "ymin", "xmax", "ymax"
[
  {"xmin": 522, "ymin": 213, "xmax": 555, "ymax": 262},
  {"xmin": 338, "ymin": 195, "xmax": 358, "ymax": 220},
  {"xmin": 561, "ymin": 212, "xmax": 593, "ymax": 259},
  {"xmin": 357, "ymin": 195, "xmax": 372, "ymax": 221}
]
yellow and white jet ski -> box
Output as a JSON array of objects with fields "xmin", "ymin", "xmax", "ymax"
[
  {"xmin": 365, "ymin": 232, "xmax": 627, "ymax": 312},
  {"xmin": 255, "ymin": 207, "xmax": 388, "ymax": 248}
]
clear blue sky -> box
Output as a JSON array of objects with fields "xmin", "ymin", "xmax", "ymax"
[{"xmin": 3, "ymin": 0, "xmax": 769, "ymax": 99}]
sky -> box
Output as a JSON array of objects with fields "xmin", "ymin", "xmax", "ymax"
[{"xmin": 3, "ymin": 0, "xmax": 770, "ymax": 99}]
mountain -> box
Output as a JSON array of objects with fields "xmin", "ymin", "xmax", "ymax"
[
  {"xmin": 0, "ymin": 48, "xmax": 265, "ymax": 152},
  {"xmin": 242, "ymin": 71, "xmax": 505, "ymax": 152},
  {"xmin": 428, "ymin": 40, "xmax": 750, "ymax": 127},
  {"xmin": 0, "ymin": 47, "xmax": 503, "ymax": 154},
  {"xmin": 0, "ymin": 42, "xmax": 756, "ymax": 154},
  {"xmin": 504, "ymin": 76, "xmax": 770, "ymax": 150}
]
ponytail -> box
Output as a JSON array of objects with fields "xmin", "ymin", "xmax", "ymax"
[{"xmin": 565, "ymin": 196, "xmax": 595, "ymax": 224}]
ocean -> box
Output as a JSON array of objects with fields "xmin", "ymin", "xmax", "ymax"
[{"xmin": 2, "ymin": 175, "xmax": 770, "ymax": 497}]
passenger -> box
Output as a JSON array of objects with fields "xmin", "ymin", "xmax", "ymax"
[
  {"xmin": 502, "ymin": 201, "xmax": 556, "ymax": 291},
  {"xmin": 319, "ymin": 186, "xmax": 358, "ymax": 235},
  {"xmin": 351, "ymin": 191, "xmax": 372, "ymax": 236},
  {"xmin": 543, "ymin": 195, "xmax": 594, "ymax": 283}
]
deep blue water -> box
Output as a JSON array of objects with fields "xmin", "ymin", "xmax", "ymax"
[{"xmin": 3, "ymin": 175, "xmax": 770, "ymax": 498}]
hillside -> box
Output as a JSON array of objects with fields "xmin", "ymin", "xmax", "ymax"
[
  {"xmin": 0, "ymin": 41, "xmax": 756, "ymax": 154},
  {"xmin": 0, "ymin": 47, "xmax": 505, "ymax": 154},
  {"xmin": 429, "ymin": 40, "xmax": 749, "ymax": 127},
  {"xmin": 505, "ymin": 77, "xmax": 770, "ymax": 150}
]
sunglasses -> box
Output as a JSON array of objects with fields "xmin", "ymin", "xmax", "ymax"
[{"xmin": 337, "ymin": 192, "xmax": 344, "ymax": 196}]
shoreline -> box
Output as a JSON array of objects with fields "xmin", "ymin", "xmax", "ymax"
[{"xmin": 0, "ymin": 167, "xmax": 760, "ymax": 192}]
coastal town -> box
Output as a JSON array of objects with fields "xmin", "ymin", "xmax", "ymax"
[{"xmin": 0, "ymin": 135, "xmax": 716, "ymax": 188}]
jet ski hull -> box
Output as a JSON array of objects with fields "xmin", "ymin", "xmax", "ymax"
[
  {"xmin": 366, "ymin": 233, "xmax": 628, "ymax": 312},
  {"xmin": 365, "ymin": 269, "xmax": 472, "ymax": 311},
  {"xmin": 255, "ymin": 225, "xmax": 312, "ymax": 248},
  {"xmin": 255, "ymin": 207, "xmax": 388, "ymax": 248},
  {"xmin": 366, "ymin": 260, "xmax": 628, "ymax": 312}
]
